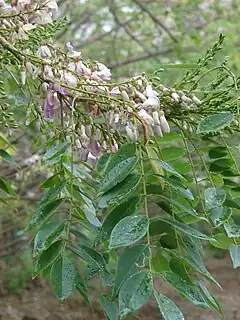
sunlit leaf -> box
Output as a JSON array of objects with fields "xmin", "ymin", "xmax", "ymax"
[
  {"xmin": 197, "ymin": 113, "xmax": 234, "ymax": 133},
  {"xmin": 204, "ymin": 188, "xmax": 226, "ymax": 210},
  {"xmin": 43, "ymin": 142, "xmax": 69, "ymax": 163},
  {"xmin": 97, "ymin": 196, "xmax": 141, "ymax": 244},
  {"xmin": 113, "ymin": 244, "xmax": 149, "ymax": 297},
  {"xmin": 98, "ymin": 173, "xmax": 141, "ymax": 208},
  {"xmin": 33, "ymin": 221, "xmax": 65, "ymax": 257},
  {"xmin": 101, "ymin": 294, "xmax": 118, "ymax": 320},
  {"xmin": 119, "ymin": 271, "xmax": 152, "ymax": 319},
  {"xmin": 109, "ymin": 216, "xmax": 149, "ymax": 249},
  {"xmin": 33, "ymin": 241, "xmax": 62, "ymax": 278},
  {"xmin": 154, "ymin": 290, "xmax": 184, "ymax": 320},
  {"xmin": 229, "ymin": 245, "xmax": 240, "ymax": 269},
  {"xmin": 51, "ymin": 257, "xmax": 75, "ymax": 302}
]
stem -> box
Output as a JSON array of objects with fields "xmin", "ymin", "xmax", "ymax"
[{"xmin": 139, "ymin": 144, "xmax": 153, "ymax": 279}]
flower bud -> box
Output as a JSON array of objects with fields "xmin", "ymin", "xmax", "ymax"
[
  {"xmin": 154, "ymin": 125, "xmax": 163, "ymax": 137},
  {"xmin": 114, "ymin": 113, "xmax": 120, "ymax": 124},
  {"xmin": 21, "ymin": 68, "xmax": 26, "ymax": 86},
  {"xmin": 146, "ymin": 84, "xmax": 154, "ymax": 97},
  {"xmin": 171, "ymin": 92, "xmax": 180, "ymax": 102},
  {"xmin": 112, "ymin": 139, "xmax": 118, "ymax": 153},
  {"xmin": 181, "ymin": 95, "xmax": 192, "ymax": 104},
  {"xmin": 125, "ymin": 124, "xmax": 138, "ymax": 141},
  {"xmin": 152, "ymin": 111, "xmax": 160, "ymax": 125},
  {"xmin": 142, "ymin": 96, "xmax": 160, "ymax": 109},
  {"xmin": 135, "ymin": 90, "xmax": 147, "ymax": 102},
  {"xmin": 37, "ymin": 45, "xmax": 52, "ymax": 58},
  {"xmin": 192, "ymin": 96, "xmax": 202, "ymax": 106},
  {"xmin": 160, "ymin": 115, "xmax": 170, "ymax": 133},
  {"xmin": 42, "ymin": 82, "xmax": 49, "ymax": 92},
  {"xmin": 121, "ymin": 90, "xmax": 130, "ymax": 101},
  {"xmin": 138, "ymin": 108, "xmax": 154, "ymax": 126},
  {"xmin": 80, "ymin": 148, "xmax": 89, "ymax": 162}
]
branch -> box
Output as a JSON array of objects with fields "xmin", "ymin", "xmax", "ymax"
[
  {"xmin": 107, "ymin": 0, "xmax": 154, "ymax": 58},
  {"xmin": 132, "ymin": 0, "xmax": 179, "ymax": 43},
  {"xmin": 109, "ymin": 46, "xmax": 196, "ymax": 69}
]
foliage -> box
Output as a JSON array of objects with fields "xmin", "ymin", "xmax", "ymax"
[{"xmin": 0, "ymin": 1, "xmax": 240, "ymax": 319}]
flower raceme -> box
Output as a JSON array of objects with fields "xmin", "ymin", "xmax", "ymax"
[{"xmin": 0, "ymin": 0, "xmax": 202, "ymax": 164}]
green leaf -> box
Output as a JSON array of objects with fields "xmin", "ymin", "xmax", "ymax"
[
  {"xmin": 27, "ymin": 198, "xmax": 64, "ymax": 231},
  {"xmin": 75, "ymin": 271, "xmax": 90, "ymax": 303},
  {"xmin": 101, "ymin": 294, "xmax": 118, "ymax": 320},
  {"xmin": 212, "ymin": 158, "xmax": 233, "ymax": 169},
  {"xmin": 161, "ymin": 147, "xmax": 185, "ymax": 162},
  {"xmin": 0, "ymin": 149, "xmax": 18, "ymax": 166},
  {"xmin": 181, "ymin": 237, "xmax": 220, "ymax": 288},
  {"xmin": 0, "ymin": 177, "xmax": 16, "ymax": 196},
  {"xmin": 98, "ymin": 173, "xmax": 141, "ymax": 208},
  {"xmin": 109, "ymin": 216, "xmax": 149, "ymax": 249},
  {"xmin": 97, "ymin": 154, "xmax": 112, "ymax": 175},
  {"xmin": 209, "ymin": 147, "xmax": 228, "ymax": 159},
  {"xmin": 170, "ymin": 184, "xmax": 194, "ymax": 201},
  {"xmin": 198, "ymin": 280, "xmax": 222, "ymax": 313},
  {"xmin": 33, "ymin": 221, "xmax": 65, "ymax": 257},
  {"xmin": 69, "ymin": 244, "xmax": 106, "ymax": 275},
  {"xmin": 154, "ymin": 290, "xmax": 184, "ymax": 320},
  {"xmin": 151, "ymin": 252, "xmax": 170, "ymax": 273},
  {"xmin": 156, "ymin": 132, "xmax": 182, "ymax": 143},
  {"xmin": 43, "ymin": 142, "xmax": 69, "ymax": 163},
  {"xmin": 27, "ymin": 181, "xmax": 66, "ymax": 230},
  {"xmin": 197, "ymin": 113, "xmax": 234, "ymax": 133},
  {"xmin": 99, "ymin": 156, "xmax": 138, "ymax": 195},
  {"xmin": 33, "ymin": 241, "xmax": 62, "ymax": 278},
  {"xmin": 106, "ymin": 143, "xmax": 137, "ymax": 172},
  {"xmin": 51, "ymin": 257, "xmax": 75, "ymax": 302},
  {"xmin": 113, "ymin": 244, "xmax": 149, "ymax": 298},
  {"xmin": 209, "ymin": 206, "xmax": 232, "ymax": 227},
  {"xmin": 172, "ymin": 162, "xmax": 192, "ymax": 175},
  {"xmin": 153, "ymin": 160, "xmax": 186, "ymax": 181},
  {"xmin": 224, "ymin": 223, "xmax": 240, "ymax": 238},
  {"xmin": 119, "ymin": 271, "xmax": 152, "ymax": 319},
  {"xmin": 210, "ymin": 233, "xmax": 235, "ymax": 249},
  {"xmin": 150, "ymin": 218, "xmax": 212, "ymax": 240},
  {"xmin": 159, "ymin": 273, "xmax": 209, "ymax": 309},
  {"xmin": 97, "ymin": 196, "xmax": 141, "ymax": 244},
  {"xmin": 204, "ymin": 188, "xmax": 226, "ymax": 210},
  {"xmin": 40, "ymin": 173, "xmax": 61, "ymax": 189},
  {"xmin": 229, "ymin": 245, "xmax": 240, "ymax": 269}
]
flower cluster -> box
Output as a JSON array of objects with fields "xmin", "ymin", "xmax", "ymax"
[{"xmin": 0, "ymin": 0, "xmax": 203, "ymax": 165}]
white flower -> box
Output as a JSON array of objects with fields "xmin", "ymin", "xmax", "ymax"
[
  {"xmin": 160, "ymin": 115, "xmax": 170, "ymax": 133},
  {"xmin": 37, "ymin": 45, "xmax": 52, "ymax": 58},
  {"xmin": 110, "ymin": 86, "xmax": 121, "ymax": 96},
  {"xmin": 192, "ymin": 96, "xmax": 201, "ymax": 106},
  {"xmin": 142, "ymin": 96, "xmax": 160, "ymax": 109},
  {"xmin": 181, "ymin": 95, "xmax": 192, "ymax": 104},
  {"xmin": 21, "ymin": 69, "xmax": 26, "ymax": 86},
  {"xmin": 135, "ymin": 90, "xmax": 147, "ymax": 102},
  {"xmin": 121, "ymin": 91, "xmax": 129, "ymax": 101},
  {"xmin": 171, "ymin": 92, "xmax": 180, "ymax": 102},
  {"xmin": 60, "ymin": 71, "xmax": 78, "ymax": 87},
  {"xmin": 125, "ymin": 124, "xmax": 138, "ymax": 141},
  {"xmin": 138, "ymin": 109, "xmax": 154, "ymax": 126},
  {"xmin": 43, "ymin": 0, "xmax": 58, "ymax": 12},
  {"xmin": 96, "ymin": 62, "xmax": 111, "ymax": 81},
  {"xmin": 34, "ymin": 10, "xmax": 53, "ymax": 25},
  {"xmin": 43, "ymin": 65, "xmax": 54, "ymax": 79},
  {"xmin": 22, "ymin": 23, "xmax": 36, "ymax": 32},
  {"xmin": 154, "ymin": 125, "xmax": 163, "ymax": 137},
  {"xmin": 145, "ymin": 84, "xmax": 154, "ymax": 97},
  {"xmin": 152, "ymin": 111, "xmax": 160, "ymax": 125}
]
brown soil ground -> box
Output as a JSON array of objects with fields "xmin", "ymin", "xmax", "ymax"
[{"xmin": 0, "ymin": 256, "xmax": 239, "ymax": 320}]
